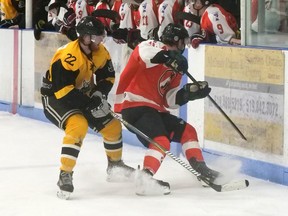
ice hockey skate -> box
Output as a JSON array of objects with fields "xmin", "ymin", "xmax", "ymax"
[
  {"xmin": 106, "ymin": 159, "xmax": 135, "ymax": 182},
  {"xmin": 57, "ymin": 170, "xmax": 74, "ymax": 200},
  {"xmin": 135, "ymin": 168, "xmax": 170, "ymax": 196},
  {"xmin": 189, "ymin": 158, "xmax": 221, "ymax": 183}
]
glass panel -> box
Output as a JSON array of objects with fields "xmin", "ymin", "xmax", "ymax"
[{"xmin": 246, "ymin": 0, "xmax": 288, "ymax": 48}]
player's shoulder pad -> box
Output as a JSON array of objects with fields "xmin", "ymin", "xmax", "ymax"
[
  {"xmin": 94, "ymin": 43, "xmax": 111, "ymax": 59},
  {"xmin": 58, "ymin": 40, "xmax": 84, "ymax": 71}
]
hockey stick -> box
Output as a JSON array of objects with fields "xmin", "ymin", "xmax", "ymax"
[
  {"xmin": 184, "ymin": 71, "xmax": 247, "ymax": 141},
  {"xmin": 110, "ymin": 110, "xmax": 249, "ymax": 192},
  {"xmin": 91, "ymin": 9, "xmax": 121, "ymax": 23},
  {"xmin": 175, "ymin": 11, "xmax": 201, "ymax": 25}
]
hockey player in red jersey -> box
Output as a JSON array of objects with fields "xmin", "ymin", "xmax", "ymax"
[
  {"xmin": 189, "ymin": 0, "xmax": 240, "ymax": 48},
  {"xmin": 114, "ymin": 23, "xmax": 220, "ymax": 195}
]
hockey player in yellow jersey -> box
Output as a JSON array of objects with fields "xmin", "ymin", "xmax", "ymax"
[{"xmin": 41, "ymin": 16, "xmax": 134, "ymax": 199}]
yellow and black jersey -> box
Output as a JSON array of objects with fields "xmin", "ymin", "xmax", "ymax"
[
  {"xmin": 0, "ymin": 0, "xmax": 18, "ymax": 20},
  {"xmin": 47, "ymin": 39, "xmax": 115, "ymax": 101}
]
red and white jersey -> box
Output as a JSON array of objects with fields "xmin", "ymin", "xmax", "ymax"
[
  {"xmin": 95, "ymin": 1, "xmax": 112, "ymax": 29},
  {"xmin": 119, "ymin": 3, "xmax": 136, "ymax": 29},
  {"xmin": 157, "ymin": 0, "xmax": 182, "ymax": 38},
  {"xmin": 183, "ymin": 2, "xmax": 200, "ymax": 37},
  {"xmin": 111, "ymin": 0, "xmax": 123, "ymax": 13},
  {"xmin": 114, "ymin": 40, "xmax": 182, "ymax": 113},
  {"xmin": 67, "ymin": 0, "xmax": 77, "ymax": 10},
  {"xmin": 201, "ymin": 4, "xmax": 238, "ymax": 44},
  {"xmin": 75, "ymin": 0, "xmax": 94, "ymax": 25},
  {"xmin": 138, "ymin": 0, "xmax": 163, "ymax": 39}
]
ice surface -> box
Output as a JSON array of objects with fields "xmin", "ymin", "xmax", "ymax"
[{"xmin": 0, "ymin": 111, "xmax": 287, "ymax": 216}]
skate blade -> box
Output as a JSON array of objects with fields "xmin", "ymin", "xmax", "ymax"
[{"xmin": 57, "ymin": 190, "xmax": 71, "ymax": 200}]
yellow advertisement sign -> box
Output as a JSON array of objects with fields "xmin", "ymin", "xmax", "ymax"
[{"xmin": 204, "ymin": 46, "xmax": 284, "ymax": 155}]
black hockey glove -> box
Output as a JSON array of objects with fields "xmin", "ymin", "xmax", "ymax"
[
  {"xmin": 127, "ymin": 29, "xmax": 144, "ymax": 50},
  {"xmin": 176, "ymin": 81, "xmax": 211, "ymax": 105},
  {"xmin": 150, "ymin": 50, "xmax": 188, "ymax": 74},
  {"xmin": 83, "ymin": 91, "xmax": 113, "ymax": 132},
  {"xmin": 87, "ymin": 91, "xmax": 111, "ymax": 119},
  {"xmin": 0, "ymin": 19, "xmax": 15, "ymax": 28},
  {"xmin": 112, "ymin": 28, "xmax": 128, "ymax": 44},
  {"xmin": 184, "ymin": 81, "xmax": 211, "ymax": 100}
]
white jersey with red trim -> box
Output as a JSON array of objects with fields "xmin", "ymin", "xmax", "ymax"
[
  {"xmin": 67, "ymin": 0, "xmax": 76, "ymax": 10},
  {"xmin": 114, "ymin": 40, "xmax": 182, "ymax": 113},
  {"xmin": 75, "ymin": 0, "xmax": 94, "ymax": 25},
  {"xmin": 183, "ymin": 3, "xmax": 200, "ymax": 37},
  {"xmin": 157, "ymin": 0, "xmax": 182, "ymax": 38},
  {"xmin": 201, "ymin": 4, "xmax": 238, "ymax": 44},
  {"xmin": 119, "ymin": 3, "xmax": 135, "ymax": 29},
  {"xmin": 138, "ymin": 0, "xmax": 162, "ymax": 39}
]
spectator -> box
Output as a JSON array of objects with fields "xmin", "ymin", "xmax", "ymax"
[
  {"xmin": 33, "ymin": 0, "xmax": 55, "ymax": 40},
  {"xmin": 47, "ymin": 0, "xmax": 78, "ymax": 40},
  {"xmin": 157, "ymin": 0, "xmax": 185, "ymax": 39},
  {"xmin": 94, "ymin": 0, "xmax": 114, "ymax": 34},
  {"xmin": 189, "ymin": 0, "xmax": 240, "ymax": 48},
  {"xmin": 111, "ymin": 0, "xmax": 142, "ymax": 49},
  {"xmin": 182, "ymin": 0, "xmax": 200, "ymax": 37},
  {"xmin": 138, "ymin": 0, "xmax": 163, "ymax": 40},
  {"xmin": 111, "ymin": 1, "xmax": 142, "ymax": 71},
  {"xmin": 74, "ymin": 0, "xmax": 95, "ymax": 25}
]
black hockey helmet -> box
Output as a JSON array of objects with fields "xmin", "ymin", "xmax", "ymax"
[
  {"xmin": 76, "ymin": 16, "xmax": 105, "ymax": 37},
  {"xmin": 160, "ymin": 23, "xmax": 189, "ymax": 46}
]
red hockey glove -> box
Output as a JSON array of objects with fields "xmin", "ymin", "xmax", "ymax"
[
  {"xmin": 190, "ymin": 29, "xmax": 207, "ymax": 49},
  {"xmin": 190, "ymin": 34, "xmax": 204, "ymax": 49}
]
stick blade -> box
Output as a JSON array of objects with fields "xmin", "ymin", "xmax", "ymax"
[{"xmin": 213, "ymin": 179, "xmax": 249, "ymax": 192}]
